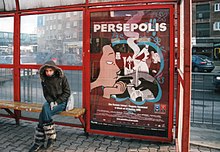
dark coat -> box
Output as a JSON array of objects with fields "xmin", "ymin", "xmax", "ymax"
[{"xmin": 39, "ymin": 60, "xmax": 70, "ymax": 104}]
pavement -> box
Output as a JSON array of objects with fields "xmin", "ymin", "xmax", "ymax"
[
  {"xmin": 0, "ymin": 117, "xmax": 220, "ymax": 152},
  {"xmin": 190, "ymin": 126, "xmax": 220, "ymax": 150}
]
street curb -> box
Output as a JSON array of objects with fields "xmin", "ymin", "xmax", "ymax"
[{"xmin": 190, "ymin": 143, "xmax": 220, "ymax": 150}]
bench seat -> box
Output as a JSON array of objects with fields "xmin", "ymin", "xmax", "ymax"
[{"xmin": 0, "ymin": 100, "xmax": 86, "ymax": 132}]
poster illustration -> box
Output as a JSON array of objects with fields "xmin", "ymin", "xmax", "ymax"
[{"xmin": 90, "ymin": 8, "xmax": 172, "ymax": 137}]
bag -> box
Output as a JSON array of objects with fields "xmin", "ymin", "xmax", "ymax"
[{"xmin": 66, "ymin": 92, "xmax": 75, "ymax": 111}]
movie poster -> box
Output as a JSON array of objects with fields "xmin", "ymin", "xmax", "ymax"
[{"xmin": 90, "ymin": 8, "xmax": 172, "ymax": 137}]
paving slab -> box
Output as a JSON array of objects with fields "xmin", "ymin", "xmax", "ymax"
[
  {"xmin": 190, "ymin": 127, "xmax": 220, "ymax": 150},
  {"xmin": 0, "ymin": 117, "xmax": 220, "ymax": 152}
]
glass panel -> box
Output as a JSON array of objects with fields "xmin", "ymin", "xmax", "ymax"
[
  {"xmin": 196, "ymin": 4, "xmax": 210, "ymax": 11},
  {"xmin": 20, "ymin": 12, "xmax": 83, "ymax": 66},
  {"xmin": 19, "ymin": 0, "xmax": 85, "ymax": 10},
  {"xmin": 0, "ymin": 1, "xmax": 4, "ymax": 11},
  {"xmin": 214, "ymin": 3, "xmax": 220, "ymax": 12},
  {"xmin": 0, "ymin": 68, "xmax": 13, "ymax": 100},
  {"xmin": 0, "ymin": 17, "xmax": 14, "ymax": 64},
  {"xmin": 90, "ymin": 9, "xmax": 171, "ymax": 137},
  {"xmin": 21, "ymin": 69, "xmax": 82, "ymax": 108},
  {"xmin": 196, "ymin": 23, "xmax": 210, "ymax": 37},
  {"xmin": 4, "ymin": 0, "xmax": 16, "ymax": 11},
  {"xmin": 90, "ymin": 0, "xmax": 125, "ymax": 3},
  {"xmin": 0, "ymin": 0, "xmax": 16, "ymax": 11},
  {"xmin": 196, "ymin": 4, "xmax": 210, "ymax": 19}
]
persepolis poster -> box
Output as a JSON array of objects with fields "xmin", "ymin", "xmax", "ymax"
[{"xmin": 90, "ymin": 8, "xmax": 173, "ymax": 137}]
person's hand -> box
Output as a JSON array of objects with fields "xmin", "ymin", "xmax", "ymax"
[
  {"xmin": 103, "ymin": 81, "xmax": 127, "ymax": 99},
  {"xmin": 50, "ymin": 102, "xmax": 57, "ymax": 110},
  {"xmin": 113, "ymin": 81, "xmax": 126, "ymax": 93}
]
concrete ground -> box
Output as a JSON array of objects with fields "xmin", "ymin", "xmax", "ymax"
[
  {"xmin": 0, "ymin": 117, "xmax": 220, "ymax": 152},
  {"xmin": 190, "ymin": 127, "xmax": 220, "ymax": 150}
]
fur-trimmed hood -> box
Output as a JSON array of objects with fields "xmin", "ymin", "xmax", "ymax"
[{"xmin": 39, "ymin": 60, "xmax": 64, "ymax": 80}]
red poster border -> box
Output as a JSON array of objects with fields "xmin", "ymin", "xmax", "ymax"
[{"xmin": 85, "ymin": 4, "xmax": 174, "ymax": 142}]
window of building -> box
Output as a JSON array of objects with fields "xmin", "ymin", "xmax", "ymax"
[
  {"xmin": 214, "ymin": 3, "xmax": 220, "ymax": 12},
  {"xmin": 58, "ymin": 24, "xmax": 62, "ymax": 30},
  {"xmin": 196, "ymin": 23, "xmax": 210, "ymax": 37},
  {"xmin": 73, "ymin": 21, "xmax": 77, "ymax": 27},
  {"xmin": 73, "ymin": 32, "xmax": 77, "ymax": 38},
  {"xmin": 66, "ymin": 22, "xmax": 71, "ymax": 28},
  {"xmin": 213, "ymin": 22, "xmax": 220, "ymax": 31},
  {"xmin": 196, "ymin": 4, "xmax": 210, "ymax": 19},
  {"xmin": 4, "ymin": 33, "xmax": 8, "ymax": 38},
  {"xmin": 66, "ymin": 12, "xmax": 71, "ymax": 18}
]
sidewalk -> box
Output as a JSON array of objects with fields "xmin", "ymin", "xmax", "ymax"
[
  {"xmin": 190, "ymin": 127, "xmax": 220, "ymax": 150},
  {"xmin": 0, "ymin": 117, "xmax": 220, "ymax": 152}
]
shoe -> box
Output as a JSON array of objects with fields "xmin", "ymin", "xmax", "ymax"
[
  {"xmin": 29, "ymin": 144, "xmax": 44, "ymax": 152},
  {"xmin": 46, "ymin": 139, "xmax": 56, "ymax": 149}
]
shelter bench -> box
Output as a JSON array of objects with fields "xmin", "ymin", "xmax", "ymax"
[{"xmin": 0, "ymin": 100, "xmax": 86, "ymax": 133}]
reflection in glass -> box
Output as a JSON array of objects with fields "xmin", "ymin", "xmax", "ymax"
[
  {"xmin": 21, "ymin": 12, "xmax": 83, "ymax": 66},
  {"xmin": 20, "ymin": 69, "xmax": 82, "ymax": 108},
  {"xmin": 0, "ymin": 17, "xmax": 14, "ymax": 64},
  {"xmin": 89, "ymin": 0, "xmax": 125, "ymax": 3},
  {"xmin": 19, "ymin": 0, "xmax": 85, "ymax": 10},
  {"xmin": 0, "ymin": 68, "xmax": 13, "ymax": 100},
  {"xmin": 0, "ymin": 0, "xmax": 16, "ymax": 11}
]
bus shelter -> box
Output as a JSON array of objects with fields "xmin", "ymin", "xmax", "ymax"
[{"xmin": 0, "ymin": 0, "xmax": 191, "ymax": 151}]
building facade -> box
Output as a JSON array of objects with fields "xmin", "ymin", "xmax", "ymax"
[
  {"xmin": 192, "ymin": 0, "xmax": 220, "ymax": 60},
  {"xmin": 37, "ymin": 12, "xmax": 83, "ymax": 54}
]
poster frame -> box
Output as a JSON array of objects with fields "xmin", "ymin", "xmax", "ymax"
[{"xmin": 85, "ymin": 4, "xmax": 175, "ymax": 142}]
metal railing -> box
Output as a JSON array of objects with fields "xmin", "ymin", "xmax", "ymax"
[
  {"xmin": 1, "ymin": 68, "xmax": 220, "ymax": 127},
  {"xmin": 0, "ymin": 68, "xmax": 82, "ymax": 107},
  {"xmin": 191, "ymin": 72, "xmax": 220, "ymax": 127}
]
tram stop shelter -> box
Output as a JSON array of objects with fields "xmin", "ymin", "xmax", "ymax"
[{"xmin": 0, "ymin": 0, "xmax": 191, "ymax": 152}]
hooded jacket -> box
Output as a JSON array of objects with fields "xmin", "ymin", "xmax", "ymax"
[{"xmin": 39, "ymin": 60, "xmax": 70, "ymax": 104}]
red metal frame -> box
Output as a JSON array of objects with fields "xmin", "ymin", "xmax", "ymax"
[
  {"xmin": 0, "ymin": 0, "xmax": 193, "ymax": 149},
  {"xmin": 175, "ymin": 3, "xmax": 180, "ymax": 139},
  {"xmin": 0, "ymin": 0, "xmax": 178, "ymax": 14},
  {"xmin": 0, "ymin": 7, "xmax": 85, "ymax": 124},
  {"xmin": 181, "ymin": 0, "xmax": 192, "ymax": 151},
  {"xmin": 13, "ymin": 11, "xmax": 21, "ymax": 123},
  {"xmin": 175, "ymin": 0, "xmax": 192, "ymax": 151},
  {"xmin": 85, "ymin": 4, "xmax": 175, "ymax": 142},
  {"xmin": 17, "ymin": 8, "xmax": 86, "ymax": 124}
]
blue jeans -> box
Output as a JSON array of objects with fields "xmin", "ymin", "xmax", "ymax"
[{"xmin": 39, "ymin": 101, "xmax": 67, "ymax": 126}]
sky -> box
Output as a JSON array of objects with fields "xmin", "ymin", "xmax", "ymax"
[{"xmin": 0, "ymin": 15, "xmax": 37, "ymax": 34}]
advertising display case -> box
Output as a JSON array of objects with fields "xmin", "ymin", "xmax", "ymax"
[
  {"xmin": 0, "ymin": 0, "xmax": 192, "ymax": 150},
  {"xmin": 89, "ymin": 5, "xmax": 174, "ymax": 141}
]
